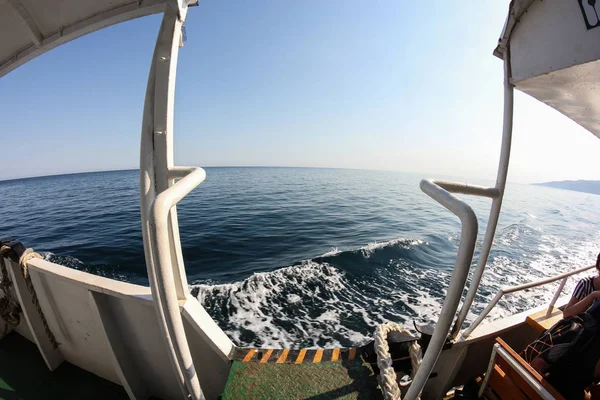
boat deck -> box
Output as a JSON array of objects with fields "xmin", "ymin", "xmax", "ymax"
[
  {"xmin": 0, "ymin": 332, "xmax": 128, "ymax": 400},
  {"xmin": 221, "ymin": 358, "xmax": 382, "ymax": 400}
]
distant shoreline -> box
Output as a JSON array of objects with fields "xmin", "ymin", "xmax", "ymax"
[{"xmin": 533, "ymin": 180, "xmax": 600, "ymax": 196}]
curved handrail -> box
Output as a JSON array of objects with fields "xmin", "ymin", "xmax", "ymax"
[
  {"xmin": 461, "ymin": 264, "xmax": 595, "ymax": 339},
  {"xmin": 404, "ymin": 179, "xmax": 478, "ymax": 400},
  {"xmin": 139, "ymin": 6, "xmax": 207, "ymax": 399},
  {"xmin": 149, "ymin": 166, "xmax": 206, "ymax": 399},
  {"xmin": 432, "ymin": 181, "xmax": 500, "ymax": 198},
  {"xmin": 450, "ymin": 53, "xmax": 515, "ymax": 340}
]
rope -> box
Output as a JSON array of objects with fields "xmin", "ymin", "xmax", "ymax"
[
  {"xmin": 0, "ymin": 245, "xmax": 20, "ymax": 337},
  {"xmin": 374, "ymin": 322, "xmax": 423, "ymax": 400},
  {"xmin": 18, "ymin": 249, "xmax": 59, "ymax": 349}
]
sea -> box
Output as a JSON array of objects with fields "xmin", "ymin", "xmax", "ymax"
[{"xmin": 1, "ymin": 167, "xmax": 599, "ymax": 348}]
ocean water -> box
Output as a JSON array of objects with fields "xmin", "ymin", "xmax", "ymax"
[{"xmin": 1, "ymin": 167, "xmax": 599, "ymax": 348}]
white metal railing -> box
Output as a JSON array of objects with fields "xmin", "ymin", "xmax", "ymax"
[
  {"xmin": 461, "ymin": 264, "xmax": 595, "ymax": 339},
  {"xmin": 139, "ymin": 5, "xmax": 206, "ymax": 400},
  {"xmin": 449, "ymin": 51, "xmax": 515, "ymax": 340},
  {"xmin": 404, "ymin": 179, "xmax": 478, "ymax": 400},
  {"xmin": 406, "ymin": 52, "xmax": 515, "ymax": 400},
  {"xmin": 148, "ymin": 166, "xmax": 206, "ymax": 398}
]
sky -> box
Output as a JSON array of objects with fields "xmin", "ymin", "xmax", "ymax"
[{"xmin": 1, "ymin": 1, "xmax": 600, "ymax": 184}]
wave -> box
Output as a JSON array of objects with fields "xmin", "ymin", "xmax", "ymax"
[
  {"xmin": 193, "ymin": 231, "xmax": 600, "ymax": 348},
  {"xmin": 43, "ymin": 252, "xmax": 133, "ymax": 283},
  {"xmin": 43, "ymin": 229, "xmax": 600, "ymax": 349},
  {"xmin": 191, "ymin": 238, "xmax": 454, "ymax": 348}
]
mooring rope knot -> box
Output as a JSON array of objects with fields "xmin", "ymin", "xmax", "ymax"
[
  {"xmin": 18, "ymin": 248, "xmax": 59, "ymax": 348},
  {"xmin": 374, "ymin": 322, "xmax": 423, "ymax": 400}
]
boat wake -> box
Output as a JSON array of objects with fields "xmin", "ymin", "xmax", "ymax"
[
  {"xmin": 41, "ymin": 225, "xmax": 599, "ymax": 349},
  {"xmin": 192, "ymin": 229, "xmax": 599, "ymax": 348}
]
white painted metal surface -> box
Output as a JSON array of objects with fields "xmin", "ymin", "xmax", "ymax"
[
  {"xmin": 413, "ymin": 61, "xmax": 514, "ymax": 385},
  {"xmin": 1, "ymin": 0, "xmax": 169, "ymax": 78},
  {"xmin": 509, "ymin": 0, "xmax": 600, "ymax": 83},
  {"xmin": 1, "ymin": 253, "xmax": 232, "ymax": 400},
  {"xmin": 516, "ymin": 59, "xmax": 600, "ymax": 138},
  {"xmin": 477, "ymin": 344, "xmax": 498, "ymax": 398},
  {"xmin": 462, "ymin": 264, "xmax": 595, "ymax": 339},
  {"xmin": 138, "ymin": 5, "xmax": 233, "ymax": 400},
  {"xmin": 404, "ymin": 179, "xmax": 478, "ymax": 400},
  {"xmin": 546, "ymin": 278, "xmax": 567, "ymax": 318}
]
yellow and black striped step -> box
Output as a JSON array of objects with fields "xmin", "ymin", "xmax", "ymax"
[{"xmin": 229, "ymin": 346, "xmax": 360, "ymax": 364}]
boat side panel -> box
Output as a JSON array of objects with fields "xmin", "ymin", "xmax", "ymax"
[
  {"xmin": 6, "ymin": 256, "xmax": 233, "ymax": 399},
  {"xmin": 451, "ymin": 322, "xmax": 540, "ymax": 390},
  {"xmin": 183, "ymin": 302, "xmax": 232, "ymax": 400},
  {"xmin": 100, "ymin": 293, "xmax": 183, "ymax": 400},
  {"xmin": 26, "ymin": 267, "xmax": 124, "ymax": 385}
]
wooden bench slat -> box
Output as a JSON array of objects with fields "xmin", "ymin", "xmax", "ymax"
[
  {"xmin": 525, "ymin": 307, "xmax": 563, "ymax": 334},
  {"xmin": 488, "ymin": 364, "xmax": 529, "ymax": 400},
  {"xmin": 495, "ymin": 337, "xmax": 566, "ymax": 400},
  {"xmin": 496, "ymin": 355, "xmax": 543, "ymax": 400}
]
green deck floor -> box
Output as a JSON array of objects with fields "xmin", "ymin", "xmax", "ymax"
[
  {"xmin": 0, "ymin": 332, "xmax": 128, "ymax": 400},
  {"xmin": 221, "ymin": 359, "xmax": 382, "ymax": 400}
]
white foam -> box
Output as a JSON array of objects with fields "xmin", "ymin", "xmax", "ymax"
[
  {"xmin": 192, "ymin": 240, "xmax": 444, "ymax": 348},
  {"xmin": 360, "ymin": 238, "xmax": 423, "ymax": 257},
  {"xmin": 193, "ymin": 261, "xmax": 362, "ymax": 348},
  {"xmin": 190, "ymin": 232, "xmax": 599, "ymax": 348},
  {"xmin": 287, "ymin": 294, "xmax": 302, "ymax": 304},
  {"xmin": 321, "ymin": 247, "xmax": 340, "ymax": 257}
]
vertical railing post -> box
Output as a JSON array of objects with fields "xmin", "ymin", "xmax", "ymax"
[
  {"xmin": 450, "ymin": 47, "xmax": 514, "ymax": 339},
  {"xmin": 546, "ymin": 277, "xmax": 567, "ymax": 317},
  {"xmin": 404, "ymin": 181, "xmax": 478, "ymax": 400},
  {"xmin": 139, "ymin": 4, "xmax": 205, "ymax": 400}
]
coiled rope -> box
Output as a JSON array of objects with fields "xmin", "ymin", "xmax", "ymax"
[
  {"xmin": 0, "ymin": 246, "xmax": 58, "ymax": 348},
  {"xmin": 19, "ymin": 248, "xmax": 59, "ymax": 348},
  {"xmin": 374, "ymin": 322, "xmax": 423, "ymax": 400},
  {"xmin": 0, "ymin": 245, "xmax": 20, "ymax": 337}
]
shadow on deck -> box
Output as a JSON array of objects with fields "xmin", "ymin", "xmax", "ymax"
[{"xmin": 0, "ymin": 332, "xmax": 128, "ymax": 400}]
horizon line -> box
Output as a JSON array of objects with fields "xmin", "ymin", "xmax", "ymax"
[
  {"xmin": 1, "ymin": 165, "xmax": 409, "ymax": 183},
  {"xmin": 0, "ymin": 165, "xmax": 585, "ymax": 185}
]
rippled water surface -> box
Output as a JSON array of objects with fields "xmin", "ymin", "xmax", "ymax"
[{"xmin": 1, "ymin": 168, "xmax": 599, "ymax": 347}]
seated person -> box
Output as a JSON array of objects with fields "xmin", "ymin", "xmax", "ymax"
[
  {"xmin": 524, "ymin": 303, "xmax": 600, "ymax": 399},
  {"xmin": 563, "ymin": 253, "xmax": 600, "ymax": 318}
]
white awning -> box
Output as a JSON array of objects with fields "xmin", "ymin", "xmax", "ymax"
[
  {"xmin": 494, "ymin": 0, "xmax": 536, "ymax": 59},
  {"xmin": 497, "ymin": 0, "xmax": 600, "ymax": 139},
  {"xmin": 0, "ymin": 0, "xmax": 191, "ymax": 78}
]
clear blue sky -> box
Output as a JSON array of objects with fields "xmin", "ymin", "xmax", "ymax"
[{"xmin": 2, "ymin": 1, "xmax": 600, "ymax": 183}]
